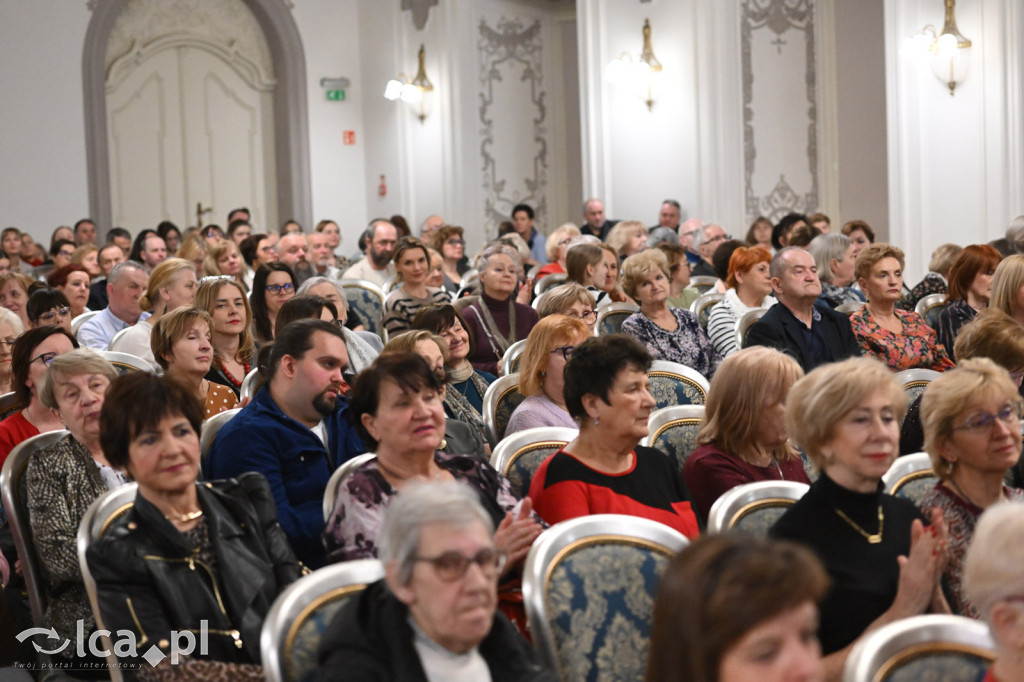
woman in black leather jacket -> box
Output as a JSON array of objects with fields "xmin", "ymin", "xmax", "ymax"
[{"xmin": 86, "ymin": 373, "xmax": 303, "ymax": 678}]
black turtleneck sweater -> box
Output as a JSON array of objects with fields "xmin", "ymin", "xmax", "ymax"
[{"xmin": 770, "ymin": 472, "xmax": 925, "ymax": 655}]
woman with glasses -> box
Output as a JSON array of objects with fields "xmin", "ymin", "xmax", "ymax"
[
  {"xmin": 429, "ymin": 225, "xmax": 468, "ymax": 294},
  {"xmin": 318, "ymin": 482, "xmax": 554, "ymax": 680},
  {"xmin": 0, "ymin": 326, "xmax": 78, "ymax": 462},
  {"xmin": 25, "ymin": 350, "xmax": 125, "ymax": 673},
  {"xmin": 462, "ymin": 244, "xmax": 538, "ymax": 375},
  {"xmin": 919, "ymin": 357, "xmax": 1024, "ymax": 618},
  {"xmin": 47, "ymin": 264, "xmax": 92, "ymax": 319},
  {"xmin": 26, "ymin": 288, "xmax": 73, "ymax": 333},
  {"xmin": 620, "ymin": 250, "xmax": 721, "ymax": 379},
  {"xmin": 506, "ymin": 315, "xmax": 588, "ymax": 435},
  {"xmin": 324, "ymin": 353, "xmax": 543, "ymax": 575},
  {"xmin": 152, "ymin": 307, "xmax": 239, "ymax": 418},
  {"xmin": 536, "ymin": 282, "xmax": 597, "ymax": 333},
  {"xmin": 384, "ymin": 237, "xmax": 451, "ymax": 335},
  {"xmin": 110, "ymin": 258, "xmax": 196, "ymax": 369},
  {"xmin": 195, "ymin": 276, "xmax": 257, "ymax": 397},
  {"xmin": 0, "ymin": 308, "xmax": 22, "ymax": 395},
  {"xmin": 529, "ymin": 335, "xmax": 699, "ymax": 537},
  {"xmin": 536, "ymin": 223, "xmax": 582, "ymax": 280},
  {"xmin": 250, "ymin": 262, "xmax": 296, "ymax": 345}
]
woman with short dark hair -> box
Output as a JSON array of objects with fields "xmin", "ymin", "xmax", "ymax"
[
  {"xmin": 87, "ymin": 373, "xmax": 302, "ymax": 677},
  {"xmin": 647, "ymin": 534, "xmax": 829, "ymax": 682},
  {"xmin": 26, "ymin": 288, "xmax": 72, "ymax": 332},
  {"xmin": 528, "ymin": 334, "xmax": 699, "ymax": 537}
]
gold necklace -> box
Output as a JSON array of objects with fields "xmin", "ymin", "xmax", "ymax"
[
  {"xmin": 835, "ymin": 506, "xmax": 884, "ymax": 544},
  {"xmin": 166, "ymin": 509, "xmax": 203, "ymax": 523}
]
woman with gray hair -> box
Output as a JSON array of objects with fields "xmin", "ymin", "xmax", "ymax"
[
  {"xmin": 462, "ymin": 244, "xmax": 539, "ymax": 374},
  {"xmin": 0, "ymin": 306, "xmax": 23, "ymax": 394},
  {"xmin": 808, "ymin": 233, "xmax": 864, "ymax": 308},
  {"xmin": 298, "ymin": 276, "xmax": 380, "ymax": 373},
  {"xmin": 963, "ymin": 502, "xmax": 1024, "ymax": 681},
  {"xmin": 25, "ymin": 349, "xmax": 127, "ymax": 670},
  {"xmin": 317, "ymin": 482, "xmax": 555, "ymax": 680}
]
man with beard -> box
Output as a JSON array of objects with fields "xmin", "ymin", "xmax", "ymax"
[
  {"xmin": 343, "ymin": 219, "xmax": 397, "ymax": 287},
  {"xmin": 278, "ymin": 232, "xmax": 315, "ymax": 285},
  {"xmin": 205, "ymin": 319, "xmax": 365, "ymax": 567}
]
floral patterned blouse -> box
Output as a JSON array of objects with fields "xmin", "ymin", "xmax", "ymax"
[
  {"xmin": 322, "ymin": 452, "xmax": 532, "ymax": 564},
  {"xmin": 849, "ymin": 306, "xmax": 954, "ymax": 372},
  {"xmin": 621, "ymin": 307, "xmax": 722, "ymax": 379},
  {"xmin": 919, "ymin": 483, "xmax": 1024, "ymax": 619}
]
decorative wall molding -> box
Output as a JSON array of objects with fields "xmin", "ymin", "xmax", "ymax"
[
  {"xmin": 741, "ymin": 0, "xmax": 819, "ymax": 223},
  {"xmin": 477, "ymin": 16, "xmax": 548, "ymax": 233},
  {"xmin": 105, "ymin": 0, "xmax": 273, "ymax": 80}
]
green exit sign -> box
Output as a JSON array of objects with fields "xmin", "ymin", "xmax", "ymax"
[{"xmin": 326, "ymin": 89, "xmax": 346, "ymax": 101}]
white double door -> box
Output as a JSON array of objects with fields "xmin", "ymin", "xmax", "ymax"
[{"xmin": 106, "ymin": 45, "xmax": 277, "ymax": 232}]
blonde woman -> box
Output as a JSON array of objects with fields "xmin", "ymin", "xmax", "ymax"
[
  {"xmin": 195, "ymin": 276, "xmax": 256, "ymax": 397},
  {"xmin": 0, "ymin": 308, "xmax": 23, "ymax": 394},
  {"xmin": 111, "ymin": 258, "xmax": 196, "ymax": 368},
  {"xmin": 202, "ymin": 240, "xmax": 247, "ymax": 292},
  {"xmin": 605, "ymin": 220, "xmax": 649, "ymax": 261},
  {"xmin": 989, "ymin": 253, "xmax": 1024, "ymax": 325},
  {"xmin": 684, "ymin": 347, "xmax": 808, "ymax": 522},
  {"xmin": 536, "ymin": 223, "xmax": 581, "ymax": 279}
]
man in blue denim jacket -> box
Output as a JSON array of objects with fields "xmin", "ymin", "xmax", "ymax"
[{"xmin": 207, "ymin": 319, "xmax": 364, "ymax": 568}]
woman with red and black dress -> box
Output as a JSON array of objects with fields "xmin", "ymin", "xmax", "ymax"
[
  {"xmin": 196, "ymin": 276, "xmax": 255, "ymax": 398},
  {"xmin": 529, "ymin": 334, "xmax": 699, "ymax": 538}
]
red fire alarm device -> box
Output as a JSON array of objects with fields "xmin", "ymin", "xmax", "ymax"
[{"xmin": 343, "ymin": 130, "xmax": 356, "ymax": 145}]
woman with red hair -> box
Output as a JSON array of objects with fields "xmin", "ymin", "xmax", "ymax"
[
  {"xmin": 706, "ymin": 246, "xmax": 774, "ymax": 357},
  {"xmin": 937, "ymin": 244, "xmax": 1002, "ymax": 361}
]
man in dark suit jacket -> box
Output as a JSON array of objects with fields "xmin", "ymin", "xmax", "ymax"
[
  {"xmin": 744, "ymin": 246, "xmax": 861, "ymax": 372},
  {"xmin": 580, "ymin": 198, "xmax": 617, "ymax": 240}
]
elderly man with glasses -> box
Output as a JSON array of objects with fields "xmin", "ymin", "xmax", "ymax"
[
  {"xmin": 316, "ymin": 482, "xmax": 555, "ymax": 681},
  {"xmin": 691, "ymin": 223, "xmax": 729, "ymax": 278}
]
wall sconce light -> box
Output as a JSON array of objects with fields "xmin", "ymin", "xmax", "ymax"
[
  {"xmin": 605, "ymin": 19, "xmax": 663, "ymax": 111},
  {"xmin": 903, "ymin": 0, "xmax": 972, "ymax": 96},
  {"xmin": 384, "ymin": 44, "xmax": 434, "ymax": 122}
]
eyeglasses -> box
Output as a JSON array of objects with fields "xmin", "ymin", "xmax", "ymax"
[
  {"xmin": 565, "ymin": 310, "xmax": 597, "ymax": 322},
  {"xmin": 31, "ymin": 351, "xmax": 58, "ymax": 367},
  {"xmin": 706, "ymin": 233, "xmax": 730, "ymax": 244},
  {"xmin": 58, "ymin": 250, "xmax": 74, "ymax": 259},
  {"xmin": 37, "ymin": 307, "xmax": 71, "ymax": 322},
  {"xmin": 550, "ymin": 345, "xmax": 576, "ymax": 360},
  {"xmin": 954, "ymin": 402, "xmax": 1022, "ymax": 433},
  {"xmin": 265, "ymin": 283, "xmax": 295, "ymax": 295},
  {"xmin": 0, "ymin": 337, "xmax": 15, "ymax": 349},
  {"xmin": 445, "ymin": 238, "xmax": 465, "ymax": 246},
  {"xmin": 414, "ymin": 548, "xmax": 506, "ymax": 582}
]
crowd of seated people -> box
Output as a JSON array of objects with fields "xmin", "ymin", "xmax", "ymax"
[{"xmin": 4, "ymin": 208, "xmax": 1024, "ymax": 681}]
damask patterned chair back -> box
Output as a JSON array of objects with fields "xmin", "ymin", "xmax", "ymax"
[
  {"xmin": 0, "ymin": 391, "xmax": 20, "ymax": 421},
  {"xmin": 646, "ymin": 360, "xmax": 710, "ymax": 410},
  {"xmin": 734, "ymin": 306, "xmax": 770, "ymax": 350},
  {"xmin": 260, "ymin": 559, "xmax": 384, "ymax": 682},
  {"xmin": 533, "ymin": 271, "xmax": 567, "ymax": 297},
  {"xmin": 0, "ymin": 430, "xmax": 70, "ymax": 628},
  {"xmin": 689, "ymin": 292, "xmax": 724, "ymax": 331},
  {"xmin": 199, "ymin": 407, "xmax": 243, "ymax": 469},
  {"xmin": 915, "ymin": 293, "xmax": 947, "ymax": 329},
  {"xmin": 706, "ymin": 480, "xmax": 810, "ymax": 536},
  {"xmin": 77, "ymin": 482, "xmax": 138, "ymax": 682},
  {"xmin": 240, "ymin": 367, "xmax": 262, "ymax": 401},
  {"xmin": 500, "ymin": 339, "xmax": 528, "ymax": 377},
  {"xmin": 688, "ymin": 276, "xmax": 717, "ymax": 295},
  {"xmin": 340, "ymin": 279, "xmax": 386, "ymax": 339},
  {"xmin": 882, "ymin": 453, "xmax": 937, "ymax": 506},
  {"xmin": 895, "ymin": 368, "xmax": 941, "ymax": 426},
  {"xmin": 836, "ymin": 301, "xmax": 866, "ymax": 315},
  {"xmin": 482, "ymin": 373, "xmax": 526, "ymax": 446},
  {"xmin": 322, "ymin": 453, "xmax": 378, "ymax": 521},
  {"xmin": 523, "ymin": 515, "xmax": 689, "ymax": 682},
  {"xmin": 596, "ymin": 302, "xmax": 639, "ymax": 336},
  {"xmin": 641, "ymin": 405, "xmax": 705, "ymax": 473},
  {"xmin": 842, "ymin": 614, "xmax": 994, "ymax": 682},
  {"xmin": 490, "ymin": 426, "xmax": 578, "ymax": 499},
  {"xmin": 71, "ymin": 310, "xmax": 100, "ymax": 338},
  {"xmin": 98, "ymin": 350, "xmax": 152, "ymax": 375}
]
